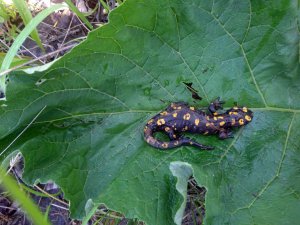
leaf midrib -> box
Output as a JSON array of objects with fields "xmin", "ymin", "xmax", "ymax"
[{"xmin": 29, "ymin": 107, "xmax": 299, "ymax": 125}]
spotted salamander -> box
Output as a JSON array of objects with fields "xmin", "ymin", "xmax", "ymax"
[{"xmin": 144, "ymin": 98, "xmax": 253, "ymax": 150}]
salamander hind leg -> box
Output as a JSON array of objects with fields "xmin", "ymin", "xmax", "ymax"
[
  {"xmin": 150, "ymin": 136, "xmax": 214, "ymax": 150},
  {"xmin": 177, "ymin": 136, "xmax": 214, "ymax": 150},
  {"xmin": 144, "ymin": 125, "xmax": 214, "ymax": 150},
  {"xmin": 218, "ymin": 129, "xmax": 234, "ymax": 139}
]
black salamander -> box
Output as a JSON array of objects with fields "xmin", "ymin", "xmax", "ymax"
[{"xmin": 144, "ymin": 98, "xmax": 253, "ymax": 150}]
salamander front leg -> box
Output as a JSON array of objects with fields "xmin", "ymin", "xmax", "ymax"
[
  {"xmin": 218, "ymin": 129, "xmax": 234, "ymax": 139},
  {"xmin": 208, "ymin": 97, "xmax": 225, "ymax": 115}
]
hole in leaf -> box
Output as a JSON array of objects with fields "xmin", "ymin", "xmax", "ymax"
[
  {"xmin": 182, "ymin": 176, "xmax": 206, "ymax": 225},
  {"xmin": 0, "ymin": 91, "xmax": 5, "ymax": 99},
  {"xmin": 183, "ymin": 82, "xmax": 202, "ymax": 101},
  {"xmin": 35, "ymin": 79, "xmax": 47, "ymax": 86}
]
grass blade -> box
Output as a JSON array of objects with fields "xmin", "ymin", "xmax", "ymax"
[
  {"xmin": 12, "ymin": 0, "xmax": 45, "ymax": 52},
  {"xmin": 99, "ymin": 0, "xmax": 110, "ymax": 13},
  {"xmin": 0, "ymin": 166, "xmax": 52, "ymax": 225},
  {"xmin": 0, "ymin": 3, "xmax": 68, "ymax": 97},
  {"xmin": 0, "ymin": 52, "xmax": 31, "ymax": 68},
  {"xmin": 64, "ymin": 0, "xmax": 93, "ymax": 30}
]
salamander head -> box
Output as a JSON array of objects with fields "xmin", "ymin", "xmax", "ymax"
[{"xmin": 225, "ymin": 106, "xmax": 254, "ymax": 127}]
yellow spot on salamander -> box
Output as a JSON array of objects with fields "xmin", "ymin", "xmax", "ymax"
[
  {"xmin": 147, "ymin": 119, "xmax": 154, "ymax": 124},
  {"xmin": 195, "ymin": 118, "xmax": 200, "ymax": 126},
  {"xmin": 182, "ymin": 126, "xmax": 188, "ymax": 131},
  {"xmin": 157, "ymin": 119, "xmax": 165, "ymax": 126},
  {"xmin": 245, "ymin": 115, "xmax": 252, "ymax": 121},
  {"xmin": 165, "ymin": 127, "xmax": 170, "ymax": 132},
  {"xmin": 229, "ymin": 111, "xmax": 238, "ymax": 115},
  {"xmin": 213, "ymin": 112, "xmax": 218, "ymax": 116},
  {"xmin": 160, "ymin": 111, "xmax": 168, "ymax": 116},
  {"xmin": 242, "ymin": 107, "xmax": 248, "ymax": 112},
  {"xmin": 146, "ymin": 137, "xmax": 154, "ymax": 144},
  {"xmin": 161, "ymin": 143, "xmax": 169, "ymax": 148},
  {"xmin": 239, "ymin": 119, "xmax": 244, "ymax": 125},
  {"xmin": 173, "ymin": 113, "xmax": 177, "ymax": 118},
  {"xmin": 183, "ymin": 113, "xmax": 191, "ymax": 120},
  {"xmin": 213, "ymin": 117, "xmax": 217, "ymax": 121},
  {"xmin": 189, "ymin": 106, "xmax": 195, "ymax": 110},
  {"xmin": 171, "ymin": 103, "xmax": 179, "ymax": 109},
  {"xmin": 218, "ymin": 116, "xmax": 224, "ymax": 119},
  {"xmin": 171, "ymin": 103, "xmax": 181, "ymax": 110},
  {"xmin": 219, "ymin": 121, "xmax": 225, "ymax": 126},
  {"xmin": 233, "ymin": 106, "xmax": 238, "ymax": 110},
  {"xmin": 206, "ymin": 123, "xmax": 210, "ymax": 127}
]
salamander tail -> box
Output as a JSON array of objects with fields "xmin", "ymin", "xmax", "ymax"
[{"xmin": 143, "ymin": 125, "xmax": 214, "ymax": 150}]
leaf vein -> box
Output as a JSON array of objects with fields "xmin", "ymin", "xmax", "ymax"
[
  {"xmin": 189, "ymin": 2, "xmax": 268, "ymax": 107},
  {"xmin": 125, "ymin": 24, "xmax": 210, "ymax": 103},
  {"xmin": 231, "ymin": 112, "xmax": 295, "ymax": 214}
]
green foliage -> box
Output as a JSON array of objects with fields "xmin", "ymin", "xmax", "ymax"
[
  {"xmin": 0, "ymin": 0, "xmax": 16, "ymax": 22},
  {"xmin": 12, "ymin": 0, "xmax": 44, "ymax": 51},
  {"xmin": 0, "ymin": 0, "xmax": 299, "ymax": 224},
  {"xmin": 0, "ymin": 167, "xmax": 52, "ymax": 225},
  {"xmin": 0, "ymin": 53, "xmax": 31, "ymax": 68},
  {"xmin": 0, "ymin": 3, "xmax": 68, "ymax": 96}
]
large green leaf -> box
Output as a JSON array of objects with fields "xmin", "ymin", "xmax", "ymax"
[{"xmin": 1, "ymin": 0, "xmax": 299, "ymax": 224}]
